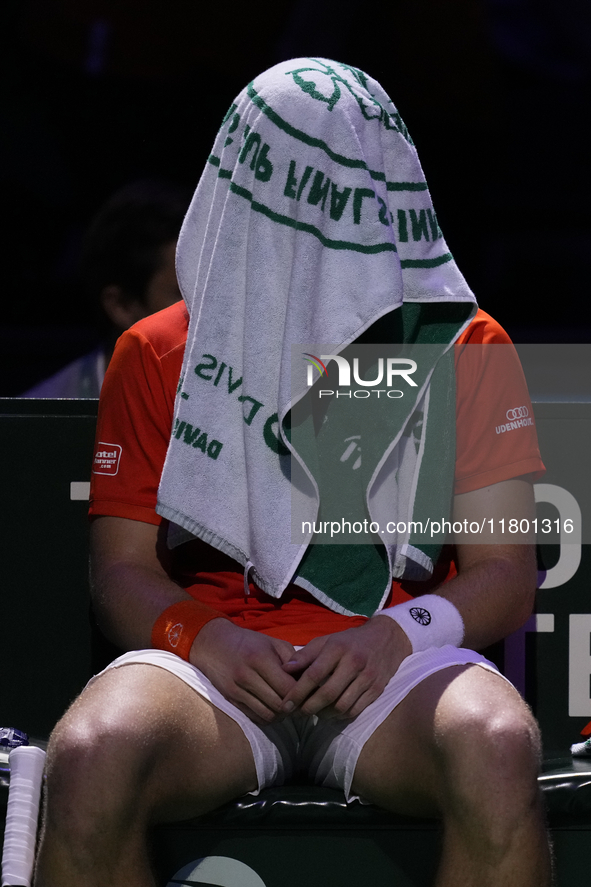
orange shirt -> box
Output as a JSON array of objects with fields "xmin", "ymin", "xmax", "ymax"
[{"xmin": 89, "ymin": 301, "xmax": 544, "ymax": 645}]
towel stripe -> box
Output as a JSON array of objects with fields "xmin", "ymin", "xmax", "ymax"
[
  {"xmin": 387, "ymin": 181, "xmax": 429, "ymax": 192},
  {"xmin": 228, "ymin": 181, "xmax": 397, "ymax": 254},
  {"xmin": 401, "ymin": 254, "xmax": 453, "ymax": 269}
]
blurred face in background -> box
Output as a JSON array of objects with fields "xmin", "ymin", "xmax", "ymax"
[
  {"xmin": 142, "ymin": 241, "xmax": 182, "ymax": 317},
  {"xmin": 102, "ymin": 239, "xmax": 182, "ymax": 333}
]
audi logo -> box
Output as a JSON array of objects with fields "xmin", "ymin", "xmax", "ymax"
[{"xmin": 506, "ymin": 406, "xmax": 529, "ymax": 421}]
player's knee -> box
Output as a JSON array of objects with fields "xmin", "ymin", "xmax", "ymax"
[
  {"xmin": 438, "ymin": 695, "xmax": 541, "ymax": 795},
  {"xmin": 477, "ymin": 710, "xmax": 540, "ymax": 799},
  {"xmin": 45, "ymin": 702, "xmax": 157, "ymax": 823},
  {"xmin": 436, "ymin": 698, "xmax": 545, "ymax": 861}
]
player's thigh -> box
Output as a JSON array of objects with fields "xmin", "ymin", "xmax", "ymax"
[
  {"xmin": 351, "ymin": 664, "xmax": 539, "ymax": 818},
  {"xmin": 46, "ymin": 663, "xmax": 258, "ymax": 823}
]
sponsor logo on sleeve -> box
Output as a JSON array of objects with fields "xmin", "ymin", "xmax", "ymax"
[
  {"xmin": 93, "ymin": 442, "xmax": 122, "ymax": 476},
  {"xmin": 496, "ymin": 406, "xmax": 534, "ymax": 435}
]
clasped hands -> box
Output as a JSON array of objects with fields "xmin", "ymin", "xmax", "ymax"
[{"xmin": 191, "ymin": 616, "xmax": 412, "ymax": 726}]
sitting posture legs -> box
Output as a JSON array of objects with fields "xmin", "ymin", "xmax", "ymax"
[
  {"xmin": 353, "ymin": 664, "xmax": 552, "ymax": 886},
  {"xmin": 34, "ymin": 664, "xmax": 257, "ymax": 887}
]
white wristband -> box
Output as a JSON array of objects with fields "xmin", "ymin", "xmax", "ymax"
[{"xmin": 378, "ymin": 594, "xmax": 465, "ymax": 653}]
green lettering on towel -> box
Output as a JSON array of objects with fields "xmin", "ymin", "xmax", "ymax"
[
  {"xmin": 227, "ymin": 366, "xmax": 243, "ymax": 394},
  {"xmin": 173, "ymin": 421, "xmax": 203, "ymax": 447},
  {"xmin": 213, "ymin": 362, "xmax": 227, "ymax": 386},
  {"xmin": 240, "ymin": 131, "xmax": 261, "ymax": 167},
  {"xmin": 194, "ymin": 354, "xmax": 217, "ymax": 380},
  {"xmin": 194, "ymin": 432, "xmax": 208, "ymax": 453},
  {"xmin": 263, "ymin": 413, "xmax": 290, "ymax": 456},
  {"xmin": 224, "ymin": 109, "xmax": 241, "ymax": 147},
  {"xmin": 409, "ymin": 209, "xmax": 429, "ymax": 241},
  {"xmin": 238, "ymin": 131, "xmax": 273, "ymax": 182},
  {"xmin": 307, "ymin": 171, "xmax": 331, "ymax": 211},
  {"xmin": 207, "ymin": 439, "xmax": 223, "ymax": 460},
  {"xmin": 193, "ymin": 352, "xmax": 246, "ymax": 399},
  {"xmin": 329, "ymin": 183, "xmax": 351, "ymax": 221},
  {"xmin": 297, "ymin": 165, "xmax": 314, "ymax": 200},
  {"xmin": 176, "ymin": 374, "xmax": 190, "ymax": 399},
  {"xmin": 427, "ymin": 209, "xmax": 441, "ymax": 240},
  {"xmin": 284, "ymin": 161, "xmax": 313, "ymax": 201},
  {"xmin": 184, "ymin": 424, "xmax": 203, "ymax": 446},
  {"xmin": 238, "ymin": 395, "xmax": 264, "ymax": 426},
  {"xmin": 284, "ymin": 161, "xmax": 298, "ymax": 198},
  {"xmin": 174, "ymin": 419, "xmax": 224, "ymax": 459},
  {"xmin": 221, "ymin": 103, "xmax": 238, "ymax": 126},
  {"xmin": 353, "ymin": 188, "xmax": 375, "ymax": 224},
  {"xmin": 397, "ymin": 209, "xmax": 408, "ymax": 242},
  {"xmin": 255, "ymin": 143, "xmax": 273, "ymax": 181}
]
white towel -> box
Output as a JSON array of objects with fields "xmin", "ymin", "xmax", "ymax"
[{"xmin": 157, "ymin": 58, "xmax": 475, "ymax": 609}]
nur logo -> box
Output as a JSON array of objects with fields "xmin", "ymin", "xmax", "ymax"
[
  {"xmin": 303, "ymin": 353, "xmax": 329, "ymax": 384},
  {"xmin": 303, "ymin": 352, "xmax": 418, "ymax": 398}
]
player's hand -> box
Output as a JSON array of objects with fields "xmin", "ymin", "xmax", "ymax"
[
  {"xmin": 280, "ymin": 617, "xmax": 411, "ymax": 720},
  {"xmin": 190, "ymin": 618, "xmax": 298, "ymax": 725}
]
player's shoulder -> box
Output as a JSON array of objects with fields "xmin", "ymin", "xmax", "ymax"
[
  {"xmin": 457, "ymin": 308, "xmax": 513, "ymax": 345},
  {"xmin": 126, "ymin": 300, "xmax": 189, "ymax": 359}
]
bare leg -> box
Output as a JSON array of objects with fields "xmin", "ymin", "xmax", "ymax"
[
  {"xmin": 34, "ymin": 664, "xmax": 257, "ymax": 887},
  {"xmin": 352, "ymin": 665, "xmax": 552, "ymax": 887}
]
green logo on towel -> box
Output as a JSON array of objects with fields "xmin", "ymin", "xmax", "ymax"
[{"xmin": 286, "ymin": 60, "xmax": 413, "ymax": 143}]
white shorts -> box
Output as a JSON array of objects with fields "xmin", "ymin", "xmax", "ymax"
[{"xmin": 94, "ymin": 646, "xmax": 507, "ymax": 803}]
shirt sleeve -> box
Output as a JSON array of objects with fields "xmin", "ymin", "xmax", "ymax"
[
  {"xmin": 454, "ymin": 326, "xmax": 545, "ymax": 495},
  {"xmin": 89, "ymin": 328, "xmax": 178, "ymax": 524}
]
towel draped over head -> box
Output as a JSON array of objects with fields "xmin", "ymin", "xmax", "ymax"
[{"xmin": 156, "ymin": 58, "xmax": 477, "ymax": 616}]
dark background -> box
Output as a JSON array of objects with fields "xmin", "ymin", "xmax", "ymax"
[{"xmin": 2, "ymin": 0, "xmax": 590, "ymax": 395}]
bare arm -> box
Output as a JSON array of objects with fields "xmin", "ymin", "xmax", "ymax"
[
  {"xmin": 282, "ymin": 478, "xmax": 537, "ymax": 718},
  {"xmin": 90, "ymin": 515, "xmax": 189, "ymax": 651},
  {"xmin": 434, "ymin": 476, "xmax": 537, "ymax": 651},
  {"xmin": 90, "ymin": 516, "xmax": 297, "ymax": 723}
]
